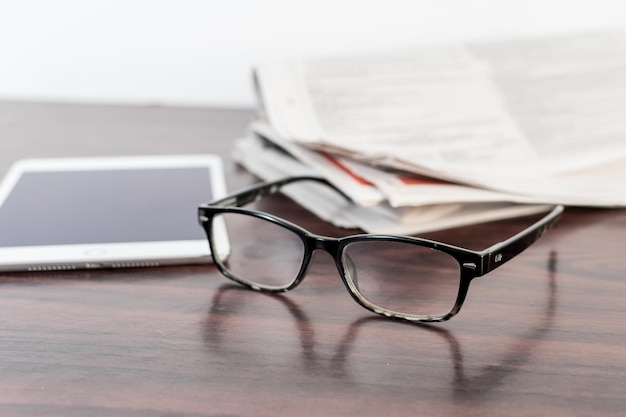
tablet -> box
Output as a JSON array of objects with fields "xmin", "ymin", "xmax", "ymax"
[{"xmin": 0, "ymin": 155, "xmax": 230, "ymax": 272}]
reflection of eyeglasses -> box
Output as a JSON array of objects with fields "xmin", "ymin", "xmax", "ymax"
[{"xmin": 198, "ymin": 176, "xmax": 563, "ymax": 323}]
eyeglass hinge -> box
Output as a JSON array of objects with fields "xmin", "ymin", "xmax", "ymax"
[{"xmin": 462, "ymin": 262, "xmax": 477, "ymax": 270}]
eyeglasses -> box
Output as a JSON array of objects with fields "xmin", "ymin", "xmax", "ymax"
[{"xmin": 198, "ymin": 176, "xmax": 563, "ymax": 323}]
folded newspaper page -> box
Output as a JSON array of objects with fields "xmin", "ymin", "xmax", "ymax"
[
  {"xmin": 254, "ymin": 31, "xmax": 626, "ymax": 206},
  {"xmin": 234, "ymin": 132, "xmax": 553, "ymax": 234},
  {"xmin": 252, "ymin": 122, "xmax": 538, "ymax": 207}
]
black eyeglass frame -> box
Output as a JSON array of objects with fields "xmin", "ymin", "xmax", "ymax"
[{"xmin": 198, "ymin": 176, "xmax": 563, "ymax": 323}]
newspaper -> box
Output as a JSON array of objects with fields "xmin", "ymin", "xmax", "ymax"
[{"xmin": 254, "ymin": 31, "xmax": 626, "ymax": 206}]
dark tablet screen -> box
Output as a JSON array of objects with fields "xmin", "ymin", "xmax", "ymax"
[{"xmin": 0, "ymin": 167, "xmax": 213, "ymax": 247}]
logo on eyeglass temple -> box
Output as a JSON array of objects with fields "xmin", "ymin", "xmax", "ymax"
[{"xmin": 494, "ymin": 253, "xmax": 503, "ymax": 263}]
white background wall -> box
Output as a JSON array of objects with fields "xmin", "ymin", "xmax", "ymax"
[{"xmin": 1, "ymin": 0, "xmax": 625, "ymax": 108}]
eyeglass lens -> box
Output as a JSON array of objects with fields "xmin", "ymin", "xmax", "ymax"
[
  {"xmin": 342, "ymin": 240, "xmax": 461, "ymax": 317},
  {"xmin": 212, "ymin": 212, "xmax": 304, "ymax": 289}
]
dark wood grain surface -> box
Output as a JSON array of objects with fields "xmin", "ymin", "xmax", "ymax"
[{"xmin": 0, "ymin": 101, "xmax": 624, "ymax": 417}]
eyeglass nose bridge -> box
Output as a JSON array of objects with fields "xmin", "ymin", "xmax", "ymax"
[
  {"xmin": 299, "ymin": 234, "xmax": 350, "ymax": 290},
  {"xmin": 286, "ymin": 234, "xmax": 342, "ymax": 290},
  {"xmin": 305, "ymin": 233, "xmax": 341, "ymax": 256}
]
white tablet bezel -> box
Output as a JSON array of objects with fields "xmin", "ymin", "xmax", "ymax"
[{"xmin": 0, "ymin": 155, "xmax": 230, "ymax": 272}]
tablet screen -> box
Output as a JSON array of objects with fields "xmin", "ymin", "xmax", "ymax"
[{"xmin": 0, "ymin": 167, "xmax": 212, "ymax": 247}]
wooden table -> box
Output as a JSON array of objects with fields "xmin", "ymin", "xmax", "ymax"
[{"xmin": 0, "ymin": 101, "xmax": 624, "ymax": 417}]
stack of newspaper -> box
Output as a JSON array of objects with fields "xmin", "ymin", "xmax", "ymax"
[{"xmin": 235, "ymin": 31, "xmax": 626, "ymax": 234}]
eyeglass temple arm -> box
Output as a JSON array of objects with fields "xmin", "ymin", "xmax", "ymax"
[
  {"xmin": 478, "ymin": 205, "xmax": 563, "ymax": 276},
  {"xmin": 209, "ymin": 176, "xmax": 353, "ymax": 207}
]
